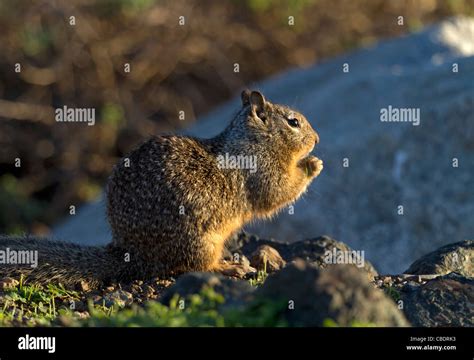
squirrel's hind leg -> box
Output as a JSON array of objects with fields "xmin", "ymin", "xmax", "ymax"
[{"xmin": 201, "ymin": 234, "xmax": 256, "ymax": 278}]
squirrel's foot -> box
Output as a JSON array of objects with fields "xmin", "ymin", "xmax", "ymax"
[
  {"xmin": 300, "ymin": 156, "xmax": 323, "ymax": 178},
  {"xmin": 213, "ymin": 261, "xmax": 257, "ymax": 279}
]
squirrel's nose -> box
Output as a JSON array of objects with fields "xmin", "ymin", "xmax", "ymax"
[{"xmin": 314, "ymin": 132, "xmax": 320, "ymax": 145}]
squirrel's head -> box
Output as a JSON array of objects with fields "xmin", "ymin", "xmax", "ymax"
[{"xmin": 236, "ymin": 89, "xmax": 319, "ymax": 162}]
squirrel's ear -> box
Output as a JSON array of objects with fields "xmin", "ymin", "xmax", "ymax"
[
  {"xmin": 249, "ymin": 91, "xmax": 266, "ymax": 113},
  {"xmin": 241, "ymin": 89, "xmax": 251, "ymax": 107}
]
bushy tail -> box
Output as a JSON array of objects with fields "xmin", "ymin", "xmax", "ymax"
[{"xmin": 0, "ymin": 235, "xmax": 120, "ymax": 289}]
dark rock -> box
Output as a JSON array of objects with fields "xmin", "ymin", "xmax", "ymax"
[
  {"xmin": 250, "ymin": 245, "xmax": 286, "ymax": 272},
  {"xmin": 401, "ymin": 282, "xmax": 420, "ymax": 293},
  {"xmin": 228, "ymin": 232, "xmax": 378, "ymax": 280},
  {"xmin": 255, "ymin": 260, "xmax": 409, "ymax": 327},
  {"xmin": 405, "ymin": 240, "xmax": 473, "ymax": 278},
  {"xmin": 160, "ymin": 272, "xmax": 255, "ymax": 307},
  {"xmin": 401, "ymin": 272, "xmax": 473, "ymax": 327}
]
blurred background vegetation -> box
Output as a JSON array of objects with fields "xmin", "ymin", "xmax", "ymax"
[{"xmin": 0, "ymin": 0, "xmax": 473, "ymax": 235}]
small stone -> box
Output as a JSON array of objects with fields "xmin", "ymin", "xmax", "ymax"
[
  {"xmin": 0, "ymin": 277, "xmax": 19, "ymax": 290},
  {"xmin": 220, "ymin": 262, "xmax": 257, "ymax": 278},
  {"xmin": 77, "ymin": 280, "xmax": 90, "ymax": 292},
  {"xmin": 145, "ymin": 285, "xmax": 155, "ymax": 296},
  {"xmin": 76, "ymin": 311, "xmax": 90, "ymax": 319},
  {"xmin": 103, "ymin": 289, "xmax": 134, "ymax": 307},
  {"xmin": 250, "ymin": 245, "xmax": 286, "ymax": 272},
  {"xmin": 131, "ymin": 284, "xmax": 142, "ymax": 293}
]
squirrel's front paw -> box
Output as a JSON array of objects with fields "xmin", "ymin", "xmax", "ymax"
[{"xmin": 301, "ymin": 156, "xmax": 323, "ymax": 178}]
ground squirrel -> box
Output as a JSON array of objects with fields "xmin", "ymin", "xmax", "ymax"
[{"xmin": 0, "ymin": 90, "xmax": 323, "ymax": 288}]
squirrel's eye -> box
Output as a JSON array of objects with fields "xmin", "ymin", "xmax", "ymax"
[{"xmin": 287, "ymin": 118, "xmax": 300, "ymax": 128}]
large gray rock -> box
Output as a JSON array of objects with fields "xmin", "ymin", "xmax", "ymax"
[
  {"xmin": 226, "ymin": 232, "xmax": 378, "ymax": 280},
  {"xmin": 52, "ymin": 17, "xmax": 474, "ymax": 273},
  {"xmin": 405, "ymin": 240, "xmax": 473, "ymax": 277},
  {"xmin": 256, "ymin": 261, "xmax": 409, "ymax": 327},
  {"xmin": 401, "ymin": 272, "xmax": 473, "ymax": 327}
]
